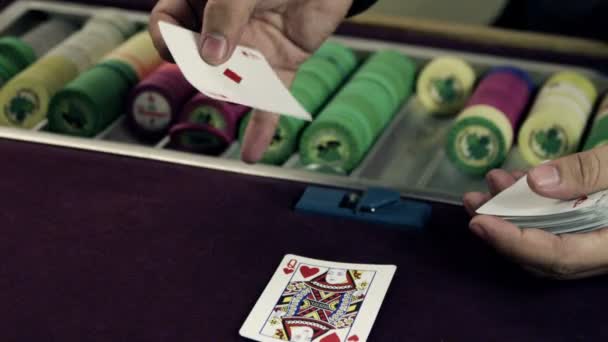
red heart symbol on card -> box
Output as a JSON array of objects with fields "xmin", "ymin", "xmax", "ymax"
[
  {"xmin": 320, "ymin": 333, "xmax": 340, "ymax": 342},
  {"xmin": 283, "ymin": 268, "xmax": 294, "ymax": 275},
  {"xmin": 347, "ymin": 336, "xmax": 360, "ymax": 341},
  {"xmin": 300, "ymin": 266, "xmax": 320, "ymax": 278}
]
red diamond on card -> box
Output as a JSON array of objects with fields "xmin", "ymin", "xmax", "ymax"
[{"xmin": 224, "ymin": 68, "xmax": 242, "ymax": 84}]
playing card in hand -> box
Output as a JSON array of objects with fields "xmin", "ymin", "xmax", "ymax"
[
  {"xmin": 477, "ymin": 176, "xmax": 608, "ymax": 234},
  {"xmin": 240, "ymin": 255, "xmax": 396, "ymax": 342},
  {"xmin": 158, "ymin": 21, "xmax": 312, "ymax": 121}
]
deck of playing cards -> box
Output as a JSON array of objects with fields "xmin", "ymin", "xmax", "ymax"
[
  {"xmin": 240, "ymin": 255, "xmax": 396, "ymax": 342},
  {"xmin": 477, "ymin": 176, "xmax": 608, "ymax": 234}
]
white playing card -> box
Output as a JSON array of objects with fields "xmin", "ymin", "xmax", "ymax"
[
  {"xmin": 476, "ymin": 175, "xmax": 608, "ymax": 217},
  {"xmin": 240, "ymin": 254, "xmax": 396, "ymax": 342},
  {"xmin": 158, "ymin": 21, "xmax": 312, "ymax": 121}
]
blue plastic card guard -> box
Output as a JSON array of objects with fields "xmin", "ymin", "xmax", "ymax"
[{"xmin": 295, "ymin": 186, "xmax": 432, "ymax": 230}]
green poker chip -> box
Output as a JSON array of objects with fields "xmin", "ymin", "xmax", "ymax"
[
  {"xmin": 340, "ymin": 78, "xmax": 397, "ymax": 130},
  {"xmin": 239, "ymin": 113, "xmax": 306, "ymax": 165},
  {"xmin": 584, "ymin": 116, "xmax": 608, "ymax": 150},
  {"xmin": 299, "ymin": 57, "xmax": 344, "ymax": 91},
  {"xmin": 0, "ymin": 37, "xmax": 37, "ymax": 85},
  {"xmin": 98, "ymin": 59, "xmax": 139, "ymax": 86},
  {"xmin": 0, "ymin": 37, "xmax": 36, "ymax": 69},
  {"xmin": 291, "ymin": 85, "xmax": 322, "ymax": 114},
  {"xmin": 48, "ymin": 63, "xmax": 133, "ymax": 137},
  {"xmin": 300, "ymin": 112, "xmax": 370, "ymax": 173},
  {"xmin": 187, "ymin": 104, "xmax": 227, "ymax": 131},
  {"xmin": 314, "ymin": 41, "xmax": 358, "ymax": 78},
  {"xmin": 446, "ymin": 115, "xmax": 508, "ymax": 176}
]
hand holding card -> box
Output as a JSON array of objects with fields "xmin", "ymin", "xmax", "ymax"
[
  {"xmin": 158, "ymin": 21, "xmax": 312, "ymax": 121},
  {"xmin": 240, "ymin": 255, "xmax": 396, "ymax": 342}
]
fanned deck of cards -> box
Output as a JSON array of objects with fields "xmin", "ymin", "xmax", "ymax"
[
  {"xmin": 240, "ymin": 255, "xmax": 396, "ymax": 342},
  {"xmin": 157, "ymin": 21, "xmax": 312, "ymax": 121},
  {"xmin": 477, "ymin": 176, "xmax": 608, "ymax": 234}
]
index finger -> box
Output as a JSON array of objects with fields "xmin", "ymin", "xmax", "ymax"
[{"xmin": 149, "ymin": 0, "xmax": 204, "ymax": 61}]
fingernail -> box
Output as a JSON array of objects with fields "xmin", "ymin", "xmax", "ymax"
[
  {"xmin": 470, "ymin": 223, "xmax": 487, "ymax": 240},
  {"xmin": 201, "ymin": 33, "xmax": 227, "ymax": 63},
  {"xmin": 529, "ymin": 164, "xmax": 561, "ymax": 189}
]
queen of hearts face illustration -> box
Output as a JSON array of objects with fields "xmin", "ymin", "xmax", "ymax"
[{"xmin": 325, "ymin": 268, "xmax": 348, "ymax": 285}]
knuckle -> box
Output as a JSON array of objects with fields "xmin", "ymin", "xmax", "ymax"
[{"xmin": 570, "ymin": 151, "xmax": 602, "ymax": 192}]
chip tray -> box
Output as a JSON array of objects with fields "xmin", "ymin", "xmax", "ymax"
[{"xmin": 1, "ymin": 0, "xmax": 607, "ymax": 205}]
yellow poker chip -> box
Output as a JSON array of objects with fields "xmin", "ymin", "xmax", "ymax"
[
  {"xmin": 47, "ymin": 42, "xmax": 94, "ymax": 73},
  {"xmin": 545, "ymin": 71, "xmax": 598, "ymax": 105},
  {"xmin": 446, "ymin": 104, "xmax": 513, "ymax": 176},
  {"xmin": 103, "ymin": 31, "xmax": 162, "ymax": 80},
  {"xmin": 518, "ymin": 103, "xmax": 585, "ymax": 166},
  {"xmin": 417, "ymin": 56, "xmax": 476, "ymax": 116},
  {"xmin": 0, "ymin": 55, "xmax": 79, "ymax": 128}
]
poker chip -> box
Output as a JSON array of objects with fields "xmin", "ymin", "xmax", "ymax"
[
  {"xmin": 583, "ymin": 94, "xmax": 608, "ymax": 150},
  {"xmin": 0, "ymin": 55, "xmax": 79, "ymax": 128},
  {"xmin": 338, "ymin": 79, "xmax": 394, "ymax": 133},
  {"xmin": 446, "ymin": 105, "xmax": 513, "ymax": 176},
  {"xmin": 44, "ymin": 13, "xmax": 133, "ymax": 74},
  {"xmin": 314, "ymin": 41, "xmax": 358, "ymax": 78},
  {"xmin": 47, "ymin": 60, "xmax": 137, "ymax": 137},
  {"xmin": 239, "ymin": 113, "xmax": 307, "ymax": 165},
  {"xmin": 298, "ymin": 57, "xmax": 344, "ymax": 93},
  {"xmin": 238, "ymin": 42, "xmax": 358, "ymax": 165},
  {"xmin": 21, "ymin": 18, "xmax": 77, "ymax": 59},
  {"xmin": 86, "ymin": 9, "xmax": 137, "ymax": 39},
  {"xmin": 299, "ymin": 50, "xmax": 416, "ymax": 173},
  {"xmin": 103, "ymin": 31, "xmax": 163, "ymax": 80},
  {"xmin": 0, "ymin": 37, "xmax": 36, "ymax": 70},
  {"xmin": 128, "ymin": 63, "xmax": 196, "ymax": 139},
  {"xmin": 417, "ymin": 56, "xmax": 476, "ymax": 115},
  {"xmin": 169, "ymin": 122, "xmax": 232, "ymax": 156},
  {"xmin": 46, "ymin": 41, "xmax": 94, "ymax": 73},
  {"xmin": 290, "ymin": 71, "xmax": 331, "ymax": 111},
  {"xmin": 518, "ymin": 71, "xmax": 598, "ymax": 165},
  {"xmin": 300, "ymin": 102, "xmax": 375, "ymax": 173},
  {"xmin": 172, "ymin": 93, "xmax": 249, "ymax": 155},
  {"xmin": 290, "ymin": 84, "xmax": 321, "ymax": 115},
  {"xmin": 446, "ymin": 67, "xmax": 532, "ymax": 175}
]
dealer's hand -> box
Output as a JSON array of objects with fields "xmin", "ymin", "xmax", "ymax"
[
  {"xmin": 464, "ymin": 145, "xmax": 608, "ymax": 280},
  {"xmin": 150, "ymin": 0, "xmax": 353, "ymax": 163}
]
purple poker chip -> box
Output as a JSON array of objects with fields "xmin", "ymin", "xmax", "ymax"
[
  {"xmin": 127, "ymin": 63, "xmax": 196, "ymax": 139},
  {"xmin": 466, "ymin": 67, "xmax": 532, "ymax": 129},
  {"xmin": 178, "ymin": 93, "xmax": 249, "ymax": 141}
]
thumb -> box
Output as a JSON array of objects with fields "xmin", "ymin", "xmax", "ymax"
[
  {"xmin": 200, "ymin": 0, "xmax": 257, "ymax": 65},
  {"xmin": 527, "ymin": 145, "xmax": 608, "ymax": 200}
]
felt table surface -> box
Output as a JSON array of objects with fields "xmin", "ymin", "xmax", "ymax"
[{"xmin": 1, "ymin": 139, "xmax": 608, "ymax": 342}]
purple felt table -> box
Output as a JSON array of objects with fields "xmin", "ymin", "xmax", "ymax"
[{"xmin": 1, "ymin": 138, "xmax": 608, "ymax": 342}]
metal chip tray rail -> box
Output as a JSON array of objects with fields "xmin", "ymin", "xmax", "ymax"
[{"xmin": 1, "ymin": 0, "xmax": 607, "ymax": 205}]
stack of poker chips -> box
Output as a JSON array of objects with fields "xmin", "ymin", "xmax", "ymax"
[
  {"xmin": 0, "ymin": 18, "xmax": 77, "ymax": 87},
  {"xmin": 127, "ymin": 62, "xmax": 197, "ymax": 140},
  {"xmin": 238, "ymin": 42, "xmax": 358, "ymax": 165},
  {"xmin": 169, "ymin": 93, "xmax": 249, "ymax": 155},
  {"xmin": 583, "ymin": 94, "xmax": 608, "ymax": 150},
  {"xmin": 300, "ymin": 50, "xmax": 416, "ymax": 173},
  {"xmin": 518, "ymin": 71, "xmax": 598, "ymax": 166},
  {"xmin": 0, "ymin": 11, "xmax": 136, "ymax": 129},
  {"xmin": 47, "ymin": 31, "xmax": 163, "ymax": 137},
  {"xmin": 416, "ymin": 56, "xmax": 476, "ymax": 115},
  {"xmin": 446, "ymin": 67, "xmax": 533, "ymax": 176}
]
